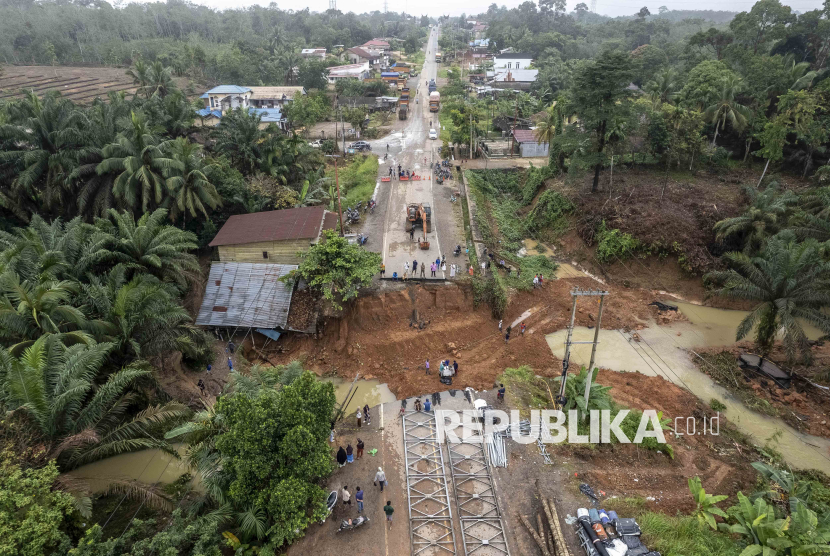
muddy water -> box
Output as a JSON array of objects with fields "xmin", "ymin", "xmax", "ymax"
[
  {"xmin": 669, "ymin": 301, "xmax": 824, "ymax": 346},
  {"xmin": 69, "ymin": 380, "xmax": 396, "ymax": 491},
  {"xmin": 67, "ymin": 445, "xmax": 194, "ymax": 493},
  {"xmin": 545, "ymin": 321, "xmax": 830, "ymax": 473},
  {"xmin": 326, "ymin": 377, "xmax": 397, "ymax": 414}
]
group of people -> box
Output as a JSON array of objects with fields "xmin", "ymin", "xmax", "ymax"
[
  {"xmin": 336, "ymin": 438, "xmax": 365, "ymax": 466},
  {"xmin": 388, "ymin": 164, "xmax": 418, "ymax": 180},
  {"xmin": 532, "ymin": 274, "xmax": 545, "ymax": 287},
  {"xmin": 412, "ymin": 397, "xmax": 432, "ymax": 412},
  {"xmin": 498, "ymin": 320, "xmax": 527, "ymax": 343},
  {"xmin": 355, "ymin": 404, "xmax": 371, "ymax": 428},
  {"xmin": 393, "ymin": 257, "xmax": 445, "ymax": 281},
  {"xmin": 338, "ymin": 469, "xmax": 394, "ymax": 528}
]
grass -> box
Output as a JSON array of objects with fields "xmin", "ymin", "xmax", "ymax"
[
  {"xmin": 333, "ymin": 154, "xmax": 379, "ymax": 209},
  {"xmin": 637, "ymin": 513, "xmax": 740, "ymax": 556},
  {"xmin": 438, "ymin": 110, "xmax": 454, "ymax": 143}
]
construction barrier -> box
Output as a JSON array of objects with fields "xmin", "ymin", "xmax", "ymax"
[
  {"xmin": 411, "ymin": 176, "xmax": 422, "ymax": 181},
  {"xmin": 400, "ymin": 176, "xmax": 409, "ymax": 181},
  {"xmin": 381, "ymin": 177, "xmax": 391, "ymax": 182}
]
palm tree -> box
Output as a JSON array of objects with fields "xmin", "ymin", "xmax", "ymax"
[
  {"xmin": 161, "ymin": 91, "xmax": 195, "ymax": 138},
  {"xmin": 278, "ymin": 49, "xmax": 302, "ymax": 85},
  {"xmin": 0, "ymin": 336, "xmax": 189, "ymax": 470},
  {"xmin": 70, "ymin": 96, "xmax": 131, "ymax": 220},
  {"xmin": 79, "ymin": 269, "xmax": 209, "ymax": 361},
  {"xmin": 644, "ymin": 69, "xmax": 678, "ymax": 106},
  {"xmin": 0, "ymin": 214, "xmax": 89, "ymax": 281},
  {"xmin": 212, "ymin": 108, "xmax": 269, "ymax": 175},
  {"xmin": 97, "ymin": 111, "xmax": 182, "ymax": 213},
  {"xmin": 714, "ymin": 186, "xmax": 797, "ymax": 254},
  {"xmin": 705, "ymin": 232, "xmax": 830, "ymax": 362},
  {"xmin": 534, "ymin": 101, "xmax": 562, "ymax": 169},
  {"xmin": 126, "ymin": 60, "xmax": 151, "ymax": 98},
  {"xmin": 0, "ymin": 92, "xmax": 88, "ymax": 217},
  {"xmin": 84, "ymin": 208, "xmax": 200, "ymax": 289},
  {"xmin": 705, "ymin": 75, "xmax": 751, "ymax": 147},
  {"xmin": 165, "ymin": 138, "xmax": 221, "ymax": 226},
  {"xmin": 146, "ymin": 61, "xmax": 175, "ymax": 98},
  {"xmin": 0, "ymin": 273, "xmax": 90, "ymax": 353}
]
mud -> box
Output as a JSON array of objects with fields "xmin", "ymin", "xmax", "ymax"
[{"xmin": 263, "ymin": 277, "xmax": 655, "ymax": 399}]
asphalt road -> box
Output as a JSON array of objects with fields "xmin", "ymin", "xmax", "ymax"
[{"xmin": 363, "ymin": 27, "xmax": 469, "ymax": 281}]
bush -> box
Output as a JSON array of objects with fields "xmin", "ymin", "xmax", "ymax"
[
  {"xmin": 528, "ymin": 189, "xmax": 574, "ymax": 231},
  {"xmin": 596, "ymin": 220, "xmax": 641, "ymax": 263},
  {"xmin": 637, "ymin": 513, "xmax": 740, "ymax": 556},
  {"xmin": 337, "ymin": 155, "xmax": 378, "ymax": 208},
  {"xmin": 521, "ymin": 165, "xmax": 553, "ymax": 205},
  {"xmin": 506, "ymin": 255, "xmax": 558, "ymax": 291}
]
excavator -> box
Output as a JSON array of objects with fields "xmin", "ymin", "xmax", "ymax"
[{"xmin": 406, "ymin": 203, "xmax": 431, "ymax": 250}]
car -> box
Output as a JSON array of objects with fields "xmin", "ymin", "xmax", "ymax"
[
  {"xmin": 429, "ymin": 129, "xmax": 438, "ymax": 140},
  {"xmin": 349, "ymin": 141, "xmax": 372, "ymax": 151},
  {"xmin": 308, "ymin": 140, "xmax": 323, "ymax": 148}
]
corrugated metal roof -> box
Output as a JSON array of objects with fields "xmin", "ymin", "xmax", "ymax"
[
  {"xmin": 196, "ymin": 263, "xmax": 297, "ymax": 329},
  {"xmin": 195, "ymin": 108, "xmax": 223, "ymax": 118},
  {"xmin": 205, "ymin": 85, "xmax": 252, "ymax": 94},
  {"xmin": 512, "ymin": 129, "xmax": 544, "ymax": 144},
  {"xmin": 209, "ymin": 206, "xmax": 329, "ymax": 246},
  {"xmin": 249, "ymin": 86, "xmax": 306, "ymax": 99}
]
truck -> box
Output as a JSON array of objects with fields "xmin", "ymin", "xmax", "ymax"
[
  {"xmin": 429, "ymin": 91, "xmax": 440, "ymax": 112},
  {"xmin": 398, "ymin": 105, "xmax": 408, "ymax": 120},
  {"xmin": 435, "ymin": 52, "xmax": 442, "ymax": 63},
  {"xmin": 399, "ymin": 87, "xmax": 410, "ymax": 106},
  {"xmin": 428, "ymin": 79, "xmax": 437, "ymax": 94}
]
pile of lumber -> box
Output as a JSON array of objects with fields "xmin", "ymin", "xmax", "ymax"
[{"xmin": 519, "ymin": 485, "xmax": 572, "ymax": 556}]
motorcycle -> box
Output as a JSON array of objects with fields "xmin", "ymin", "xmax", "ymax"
[
  {"xmin": 337, "ymin": 516, "xmax": 370, "ymax": 533},
  {"xmin": 450, "ymin": 194, "xmax": 457, "ymax": 203},
  {"xmin": 357, "ymin": 233, "xmax": 368, "ymax": 245},
  {"xmin": 453, "ymin": 245, "xmax": 462, "ymax": 256}
]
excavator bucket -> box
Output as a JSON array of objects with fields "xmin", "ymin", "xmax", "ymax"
[{"xmin": 419, "ymin": 240, "xmax": 430, "ymax": 249}]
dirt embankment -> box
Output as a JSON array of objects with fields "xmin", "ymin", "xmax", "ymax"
[{"xmin": 264, "ymin": 276, "xmax": 657, "ymax": 399}]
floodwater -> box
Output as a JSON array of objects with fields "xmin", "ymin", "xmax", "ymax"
[
  {"xmin": 325, "ymin": 377, "xmax": 398, "ymax": 415},
  {"xmin": 70, "ymin": 379, "xmax": 397, "ymax": 490},
  {"xmin": 66, "ymin": 445, "xmax": 194, "ymax": 493},
  {"xmin": 545, "ymin": 308, "xmax": 830, "ymax": 472}
]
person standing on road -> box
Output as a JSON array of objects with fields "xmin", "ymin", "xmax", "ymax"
[
  {"xmin": 387, "ymin": 143, "xmax": 389, "ymax": 151},
  {"xmin": 424, "ymin": 398, "xmax": 431, "ymax": 412},
  {"xmin": 521, "ymin": 322, "xmax": 526, "ymax": 335},
  {"xmin": 380, "ymin": 263, "xmax": 385, "ymax": 277},
  {"xmin": 337, "ymin": 446, "xmax": 347, "ymax": 467},
  {"xmin": 412, "ymin": 260, "xmax": 418, "ymax": 275},
  {"xmin": 374, "ymin": 467, "xmax": 387, "ymax": 492},
  {"xmin": 342, "ymin": 485, "xmax": 351, "ymax": 506},
  {"xmin": 356, "ymin": 408, "xmax": 362, "ymax": 428},
  {"xmin": 356, "ymin": 438, "xmax": 365, "ymax": 459},
  {"xmin": 430, "ymin": 262, "xmax": 437, "ymax": 277},
  {"xmin": 346, "ymin": 443, "xmax": 354, "ymax": 463},
  {"xmin": 364, "ymin": 404, "xmax": 371, "ymax": 425},
  {"xmin": 420, "ymin": 264, "xmax": 426, "ymax": 278},
  {"xmin": 384, "ymin": 501, "xmax": 394, "ymax": 527},
  {"xmin": 356, "ymin": 487, "xmax": 364, "ymax": 513},
  {"xmin": 404, "ymin": 261, "xmax": 409, "ymax": 274},
  {"xmin": 410, "ymin": 227, "xmax": 415, "ymax": 241}
]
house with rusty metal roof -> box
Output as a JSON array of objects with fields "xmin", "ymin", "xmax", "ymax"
[{"xmin": 208, "ymin": 206, "xmax": 338, "ymax": 265}]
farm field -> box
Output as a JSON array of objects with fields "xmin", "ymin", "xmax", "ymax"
[{"xmin": 0, "ymin": 65, "xmax": 189, "ymax": 103}]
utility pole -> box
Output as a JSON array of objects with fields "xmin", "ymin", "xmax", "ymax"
[
  {"xmin": 509, "ymin": 100, "xmax": 518, "ymax": 158},
  {"xmin": 469, "ymin": 110, "xmax": 473, "ymax": 160},
  {"xmin": 326, "ymin": 155, "xmax": 345, "ymax": 236},
  {"xmin": 555, "ymin": 288, "xmax": 609, "ymax": 412}
]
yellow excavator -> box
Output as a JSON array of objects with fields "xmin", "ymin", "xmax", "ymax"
[{"xmin": 406, "ymin": 203, "xmax": 431, "ymax": 250}]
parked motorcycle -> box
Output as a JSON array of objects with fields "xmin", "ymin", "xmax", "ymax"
[
  {"xmin": 453, "ymin": 245, "xmax": 462, "ymax": 256},
  {"xmin": 337, "ymin": 516, "xmax": 370, "ymax": 533},
  {"xmin": 357, "ymin": 233, "xmax": 368, "ymax": 245}
]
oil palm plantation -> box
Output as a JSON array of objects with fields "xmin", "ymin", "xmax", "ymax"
[
  {"xmin": 705, "ymin": 75, "xmax": 751, "ymax": 147},
  {"xmin": 211, "ymin": 108, "xmax": 270, "ymax": 175},
  {"xmin": 0, "ymin": 92, "xmax": 88, "ymax": 217},
  {"xmin": 79, "ymin": 268, "xmax": 210, "ymax": 362},
  {"xmin": 97, "ymin": 111, "xmax": 182, "ymax": 213},
  {"xmin": 84, "ymin": 208, "xmax": 200, "ymax": 289},
  {"xmin": 165, "ymin": 138, "xmax": 221, "ymax": 226},
  {"xmin": 0, "ymin": 214, "xmax": 89, "ymax": 281},
  {"xmin": 146, "ymin": 61, "xmax": 175, "ymax": 98},
  {"xmin": 126, "ymin": 60, "xmax": 151, "ymax": 98},
  {"xmin": 0, "ymin": 336, "xmax": 188, "ymax": 471},
  {"xmin": 705, "ymin": 232, "xmax": 830, "ymax": 362},
  {"xmin": 714, "ymin": 186, "xmax": 797, "ymax": 254},
  {"xmin": 0, "ymin": 273, "xmax": 91, "ymax": 354}
]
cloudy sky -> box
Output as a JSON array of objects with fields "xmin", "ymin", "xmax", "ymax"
[{"xmin": 178, "ymin": 0, "xmax": 825, "ymax": 19}]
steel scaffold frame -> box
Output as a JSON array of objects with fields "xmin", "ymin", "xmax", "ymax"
[
  {"xmin": 447, "ymin": 434, "xmax": 510, "ymax": 556},
  {"xmin": 403, "ymin": 411, "xmax": 457, "ymax": 556}
]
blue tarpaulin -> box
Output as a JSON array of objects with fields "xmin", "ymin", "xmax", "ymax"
[{"xmin": 256, "ymin": 329, "xmax": 282, "ymax": 341}]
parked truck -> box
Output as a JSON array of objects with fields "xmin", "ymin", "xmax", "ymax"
[
  {"xmin": 428, "ymin": 79, "xmax": 437, "ymax": 94},
  {"xmin": 399, "ymin": 105, "xmax": 408, "ymax": 120},
  {"xmin": 429, "ymin": 91, "xmax": 440, "ymax": 112},
  {"xmin": 435, "ymin": 52, "xmax": 442, "ymax": 63}
]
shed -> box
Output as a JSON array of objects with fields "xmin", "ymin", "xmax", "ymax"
[
  {"xmin": 512, "ymin": 129, "xmax": 549, "ymax": 158},
  {"xmin": 196, "ymin": 262, "xmax": 296, "ymax": 330},
  {"xmin": 209, "ymin": 206, "xmax": 337, "ymax": 264}
]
